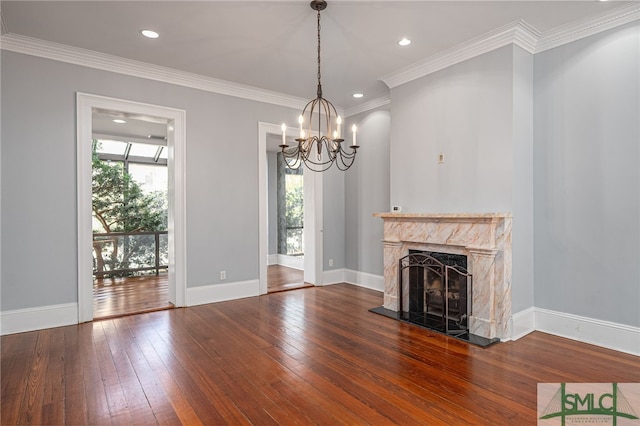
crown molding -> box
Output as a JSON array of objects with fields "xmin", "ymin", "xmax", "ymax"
[
  {"xmin": 344, "ymin": 95, "xmax": 390, "ymax": 118},
  {"xmin": 0, "ymin": 33, "xmax": 309, "ymax": 111},
  {"xmin": 380, "ymin": 20, "xmax": 540, "ymax": 90},
  {"xmin": 535, "ymin": 2, "xmax": 640, "ymax": 54},
  {"xmin": 380, "ymin": 3, "xmax": 639, "ymax": 90},
  {"xmin": 2, "ymin": 2, "xmax": 637, "ymax": 111}
]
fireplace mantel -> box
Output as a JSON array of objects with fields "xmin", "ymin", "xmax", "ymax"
[
  {"xmin": 373, "ymin": 212, "xmax": 511, "ymax": 220},
  {"xmin": 374, "ymin": 212, "xmax": 512, "ymax": 340}
]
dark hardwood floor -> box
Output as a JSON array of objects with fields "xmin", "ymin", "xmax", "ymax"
[
  {"xmin": 2, "ymin": 284, "xmax": 638, "ymax": 425},
  {"xmin": 94, "ymin": 274, "xmax": 173, "ymax": 319},
  {"xmin": 267, "ymin": 264, "xmax": 311, "ymax": 293}
]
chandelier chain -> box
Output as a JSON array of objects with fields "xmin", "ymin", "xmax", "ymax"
[{"xmin": 317, "ymin": 8, "xmax": 321, "ymax": 90}]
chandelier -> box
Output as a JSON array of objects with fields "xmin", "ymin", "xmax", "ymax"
[{"xmin": 280, "ymin": 0, "xmax": 359, "ymax": 172}]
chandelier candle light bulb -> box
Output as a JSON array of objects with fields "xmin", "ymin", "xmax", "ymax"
[
  {"xmin": 281, "ymin": 123, "xmax": 287, "ymax": 146},
  {"xmin": 352, "ymin": 124, "xmax": 357, "ymax": 146},
  {"xmin": 298, "ymin": 115, "xmax": 305, "ymax": 139}
]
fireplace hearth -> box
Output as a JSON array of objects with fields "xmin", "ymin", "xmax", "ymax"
[{"xmin": 371, "ymin": 212, "xmax": 512, "ymax": 346}]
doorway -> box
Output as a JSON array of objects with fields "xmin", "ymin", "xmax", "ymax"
[
  {"xmin": 91, "ymin": 110, "xmax": 171, "ymax": 318},
  {"xmin": 258, "ymin": 122, "xmax": 323, "ymax": 295},
  {"xmin": 77, "ymin": 93, "xmax": 186, "ymax": 322},
  {"xmin": 267, "ymin": 151, "xmax": 311, "ymax": 293}
]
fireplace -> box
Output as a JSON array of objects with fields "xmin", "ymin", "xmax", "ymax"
[
  {"xmin": 372, "ymin": 213, "xmax": 512, "ymax": 343},
  {"xmin": 402, "ymin": 250, "xmax": 471, "ymax": 337}
]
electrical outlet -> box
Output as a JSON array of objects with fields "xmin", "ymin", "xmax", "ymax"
[
  {"xmin": 329, "ymin": 259, "xmax": 334, "ymax": 267},
  {"xmin": 392, "ymin": 205, "xmax": 402, "ymax": 212},
  {"xmin": 438, "ymin": 152, "xmax": 445, "ymax": 164},
  {"xmin": 220, "ymin": 270, "xmax": 226, "ymax": 280}
]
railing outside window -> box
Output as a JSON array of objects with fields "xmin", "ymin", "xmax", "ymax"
[{"xmin": 93, "ymin": 231, "xmax": 168, "ymax": 278}]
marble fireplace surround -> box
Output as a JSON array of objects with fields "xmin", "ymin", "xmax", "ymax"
[{"xmin": 374, "ymin": 213, "xmax": 512, "ymax": 340}]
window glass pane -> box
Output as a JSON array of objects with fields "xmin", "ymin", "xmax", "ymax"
[
  {"xmin": 129, "ymin": 163, "xmax": 168, "ymax": 194},
  {"xmin": 285, "ymin": 173, "xmax": 304, "ymax": 256},
  {"xmin": 96, "ymin": 139, "xmax": 127, "ymax": 156},
  {"xmin": 128, "ymin": 143, "xmax": 161, "ymax": 158}
]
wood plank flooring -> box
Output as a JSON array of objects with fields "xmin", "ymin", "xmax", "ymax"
[
  {"xmin": 94, "ymin": 274, "xmax": 173, "ymax": 319},
  {"xmin": 267, "ymin": 264, "xmax": 311, "ymax": 293},
  {"xmin": 2, "ymin": 284, "xmax": 639, "ymax": 425}
]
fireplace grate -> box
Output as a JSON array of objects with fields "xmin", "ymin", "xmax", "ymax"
[{"xmin": 399, "ymin": 252, "xmax": 472, "ymax": 338}]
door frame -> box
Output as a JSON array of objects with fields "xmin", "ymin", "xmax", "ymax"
[
  {"xmin": 258, "ymin": 122, "xmax": 323, "ymax": 294},
  {"xmin": 76, "ymin": 93, "xmax": 187, "ymax": 322}
]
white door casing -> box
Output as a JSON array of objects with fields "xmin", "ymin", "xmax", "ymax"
[
  {"xmin": 258, "ymin": 122, "xmax": 323, "ymax": 294},
  {"xmin": 76, "ymin": 93, "xmax": 187, "ymax": 322}
]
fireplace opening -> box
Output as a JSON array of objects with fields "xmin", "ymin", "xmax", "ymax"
[{"xmin": 401, "ymin": 250, "xmax": 471, "ymax": 338}]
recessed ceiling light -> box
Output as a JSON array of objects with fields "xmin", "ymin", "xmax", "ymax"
[
  {"xmin": 140, "ymin": 29, "xmax": 159, "ymax": 39},
  {"xmin": 112, "ymin": 119, "xmax": 127, "ymax": 124},
  {"xmin": 353, "ymin": 93, "xmax": 364, "ymax": 99},
  {"xmin": 398, "ymin": 38, "xmax": 411, "ymax": 46}
]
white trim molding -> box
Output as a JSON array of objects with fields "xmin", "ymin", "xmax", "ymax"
[
  {"xmin": 510, "ymin": 307, "xmax": 536, "ymax": 341},
  {"xmin": 509, "ymin": 307, "xmax": 640, "ymax": 356},
  {"xmin": 277, "ymin": 255, "xmax": 304, "ymax": 271},
  {"xmin": 535, "ymin": 2, "xmax": 640, "ymax": 53},
  {"xmin": 380, "ymin": 20, "xmax": 540, "ymax": 89},
  {"xmin": 1, "ymin": 303, "xmax": 78, "ymax": 335},
  {"xmin": 2, "ymin": 3, "xmax": 637, "ymax": 116},
  {"xmin": 258, "ymin": 122, "xmax": 324, "ymax": 294},
  {"xmin": 76, "ymin": 93, "xmax": 187, "ymax": 322},
  {"xmin": 345, "ymin": 269, "xmax": 384, "ymax": 293},
  {"xmin": 344, "ymin": 95, "xmax": 390, "ymax": 118},
  {"xmin": 535, "ymin": 308, "xmax": 640, "ymax": 357},
  {"xmin": 380, "ymin": 3, "xmax": 639, "ymax": 89},
  {"xmin": 186, "ymin": 280, "xmax": 259, "ymax": 307},
  {"xmin": 1, "ymin": 33, "xmax": 309, "ymax": 111},
  {"xmin": 322, "ymin": 268, "xmax": 346, "ymax": 286}
]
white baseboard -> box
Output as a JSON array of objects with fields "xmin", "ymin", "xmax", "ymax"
[
  {"xmin": 322, "ymin": 268, "xmax": 345, "ymax": 285},
  {"xmin": 510, "ymin": 307, "xmax": 535, "ymax": 341},
  {"xmin": 509, "ymin": 307, "xmax": 640, "ymax": 356},
  {"xmin": 1, "ymin": 303, "xmax": 78, "ymax": 335},
  {"xmin": 277, "ymin": 254, "xmax": 304, "ymax": 270},
  {"xmin": 267, "ymin": 254, "xmax": 278, "ymax": 265},
  {"xmin": 534, "ymin": 308, "xmax": 640, "ymax": 356},
  {"xmin": 186, "ymin": 279, "xmax": 259, "ymax": 307},
  {"xmin": 345, "ymin": 269, "xmax": 384, "ymax": 292}
]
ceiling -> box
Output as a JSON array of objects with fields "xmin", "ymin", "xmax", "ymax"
[
  {"xmin": 1, "ymin": 1, "xmax": 626, "ymax": 110},
  {"xmin": 92, "ymin": 108, "xmax": 169, "ymax": 141}
]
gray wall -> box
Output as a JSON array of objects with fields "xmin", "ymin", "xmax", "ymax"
[
  {"xmin": 323, "ymin": 165, "xmax": 346, "ymax": 271},
  {"xmin": 390, "ymin": 46, "xmax": 514, "ymax": 214},
  {"xmin": 511, "ymin": 46, "xmax": 535, "ymax": 314},
  {"xmin": 533, "ymin": 22, "xmax": 640, "ymax": 327},
  {"xmin": 389, "ymin": 46, "xmax": 536, "ymax": 313},
  {"xmin": 345, "ymin": 108, "xmax": 390, "ymax": 276},
  {"xmin": 0, "ymin": 51, "xmax": 343, "ymax": 310}
]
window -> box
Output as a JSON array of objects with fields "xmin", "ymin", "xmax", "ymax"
[{"xmin": 277, "ymin": 153, "xmax": 304, "ymax": 257}]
